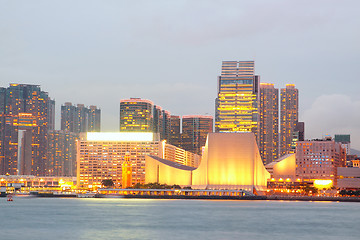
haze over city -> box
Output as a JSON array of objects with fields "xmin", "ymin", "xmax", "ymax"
[{"xmin": 1, "ymin": 0, "xmax": 359, "ymax": 149}]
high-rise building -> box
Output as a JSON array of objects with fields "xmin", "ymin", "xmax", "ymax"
[
  {"xmin": 120, "ymin": 98, "xmax": 153, "ymax": 132},
  {"xmin": 0, "ymin": 84, "xmax": 54, "ymax": 176},
  {"xmin": 291, "ymin": 121, "xmax": 305, "ymax": 152},
  {"xmin": 47, "ymin": 130, "xmax": 78, "ymax": 176},
  {"xmin": 88, "ymin": 105, "xmax": 101, "ymax": 132},
  {"xmin": 181, "ymin": 115, "xmax": 213, "ymax": 155},
  {"xmin": 153, "ymin": 105, "xmax": 162, "ymax": 134},
  {"xmin": 215, "ymin": 61, "xmax": 259, "ymax": 143},
  {"xmin": 120, "ymin": 98, "xmax": 172, "ymax": 141},
  {"xmin": 280, "ymin": 84, "xmax": 298, "ymax": 156},
  {"xmin": 259, "ymin": 83, "xmax": 279, "ymax": 164},
  {"xmin": 61, "ymin": 102, "xmax": 77, "ymax": 133},
  {"xmin": 161, "ymin": 110, "xmax": 171, "ymax": 141},
  {"xmin": 61, "ymin": 103, "xmax": 101, "ymax": 133},
  {"xmin": 169, "ymin": 115, "xmax": 181, "ymax": 147},
  {"xmin": 76, "ymin": 104, "xmax": 88, "ymax": 133},
  {"xmin": 334, "ymin": 134, "xmax": 351, "ymax": 155}
]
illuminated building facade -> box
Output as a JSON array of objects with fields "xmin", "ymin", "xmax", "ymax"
[
  {"xmin": 61, "ymin": 102, "xmax": 101, "ymax": 133},
  {"xmin": 215, "ymin": 61, "xmax": 259, "ymax": 144},
  {"xmin": 280, "ymin": 84, "xmax": 298, "ymax": 156},
  {"xmin": 122, "ymin": 152, "xmax": 132, "ymax": 188},
  {"xmin": 0, "ymin": 175, "xmax": 75, "ymax": 188},
  {"xmin": 295, "ymin": 138, "xmax": 346, "ymax": 183},
  {"xmin": 259, "ymin": 83, "xmax": 279, "ymax": 164},
  {"xmin": 0, "ymin": 84, "xmax": 54, "ymax": 176},
  {"xmin": 169, "ymin": 115, "xmax": 181, "ymax": 147},
  {"xmin": 120, "ymin": 98, "xmax": 172, "ymax": 141},
  {"xmin": 146, "ymin": 132, "xmax": 270, "ymax": 193},
  {"xmin": 77, "ymin": 132, "xmax": 200, "ymax": 189},
  {"xmin": 120, "ymin": 98, "xmax": 154, "ymax": 132},
  {"xmin": 181, "ymin": 115, "xmax": 213, "ymax": 155},
  {"xmin": 47, "ymin": 130, "xmax": 78, "ymax": 177}
]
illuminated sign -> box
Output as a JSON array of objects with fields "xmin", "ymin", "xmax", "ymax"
[{"xmin": 86, "ymin": 132, "xmax": 154, "ymax": 142}]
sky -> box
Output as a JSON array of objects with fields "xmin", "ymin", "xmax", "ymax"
[{"xmin": 1, "ymin": 0, "xmax": 360, "ymax": 149}]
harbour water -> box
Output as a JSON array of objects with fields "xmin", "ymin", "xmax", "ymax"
[{"xmin": 1, "ymin": 197, "xmax": 359, "ymax": 240}]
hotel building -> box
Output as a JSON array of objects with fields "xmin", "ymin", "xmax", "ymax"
[
  {"xmin": 77, "ymin": 132, "xmax": 200, "ymax": 189},
  {"xmin": 0, "ymin": 84, "xmax": 54, "ymax": 176},
  {"xmin": 280, "ymin": 84, "xmax": 298, "ymax": 156},
  {"xmin": 215, "ymin": 61, "xmax": 259, "ymax": 144},
  {"xmin": 181, "ymin": 115, "xmax": 213, "ymax": 155},
  {"xmin": 259, "ymin": 83, "xmax": 279, "ymax": 164},
  {"xmin": 295, "ymin": 138, "xmax": 346, "ymax": 183}
]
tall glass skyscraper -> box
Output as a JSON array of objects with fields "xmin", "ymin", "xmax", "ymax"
[
  {"xmin": 0, "ymin": 84, "xmax": 54, "ymax": 175},
  {"xmin": 215, "ymin": 61, "xmax": 259, "ymax": 142},
  {"xmin": 280, "ymin": 84, "xmax": 298, "ymax": 156},
  {"xmin": 120, "ymin": 98, "xmax": 154, "ymax": 132}
]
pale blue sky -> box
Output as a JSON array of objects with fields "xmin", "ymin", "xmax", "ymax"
[{"xmin": 1, "ymin": 0, "xmax": 360, "ymax": 149}]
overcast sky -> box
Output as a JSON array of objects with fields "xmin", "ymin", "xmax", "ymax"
[{"xmin": 1, "ymin": 0, "xmax": 360, "ymax": 149}]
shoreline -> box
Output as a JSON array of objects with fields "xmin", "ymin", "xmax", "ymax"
[
  {"xmin": 3, "ymin": 192, "xmax": 360, "ymax": 202},
  {"xmin": 98, "ymin": 194, "xmax": 360, "ymax": 202}
]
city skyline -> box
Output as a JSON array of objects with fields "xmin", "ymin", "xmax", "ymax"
[{"xmin": 1, "ymin": 1, "xmax": 359, "ymax": 149}]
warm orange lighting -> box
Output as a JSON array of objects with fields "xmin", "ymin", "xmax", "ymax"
[
  {"xmin": 279, "ymin": 178, "xmax": 283, "ymax": 181},
  {"xmin": 313, "ymin": 179, "xmax": 333, "ymax": 189}
]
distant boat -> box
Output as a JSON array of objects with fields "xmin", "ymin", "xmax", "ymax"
[{"xmin": 7, "ymin": 194, "xmax": 13, "ymax": 202}]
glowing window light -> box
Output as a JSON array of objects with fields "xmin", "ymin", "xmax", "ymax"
[
  {"xmin": 87, "ymin": 132, "xmax": 154, "ymax": 142},
  {"xmin": 313, "ymin": 179, "xmax": 333, "ymax": 189}
]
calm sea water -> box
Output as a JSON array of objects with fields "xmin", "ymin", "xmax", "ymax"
[{"xmin": 0, "ymin": 197, "xmax": 359, "ymax": 240}]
